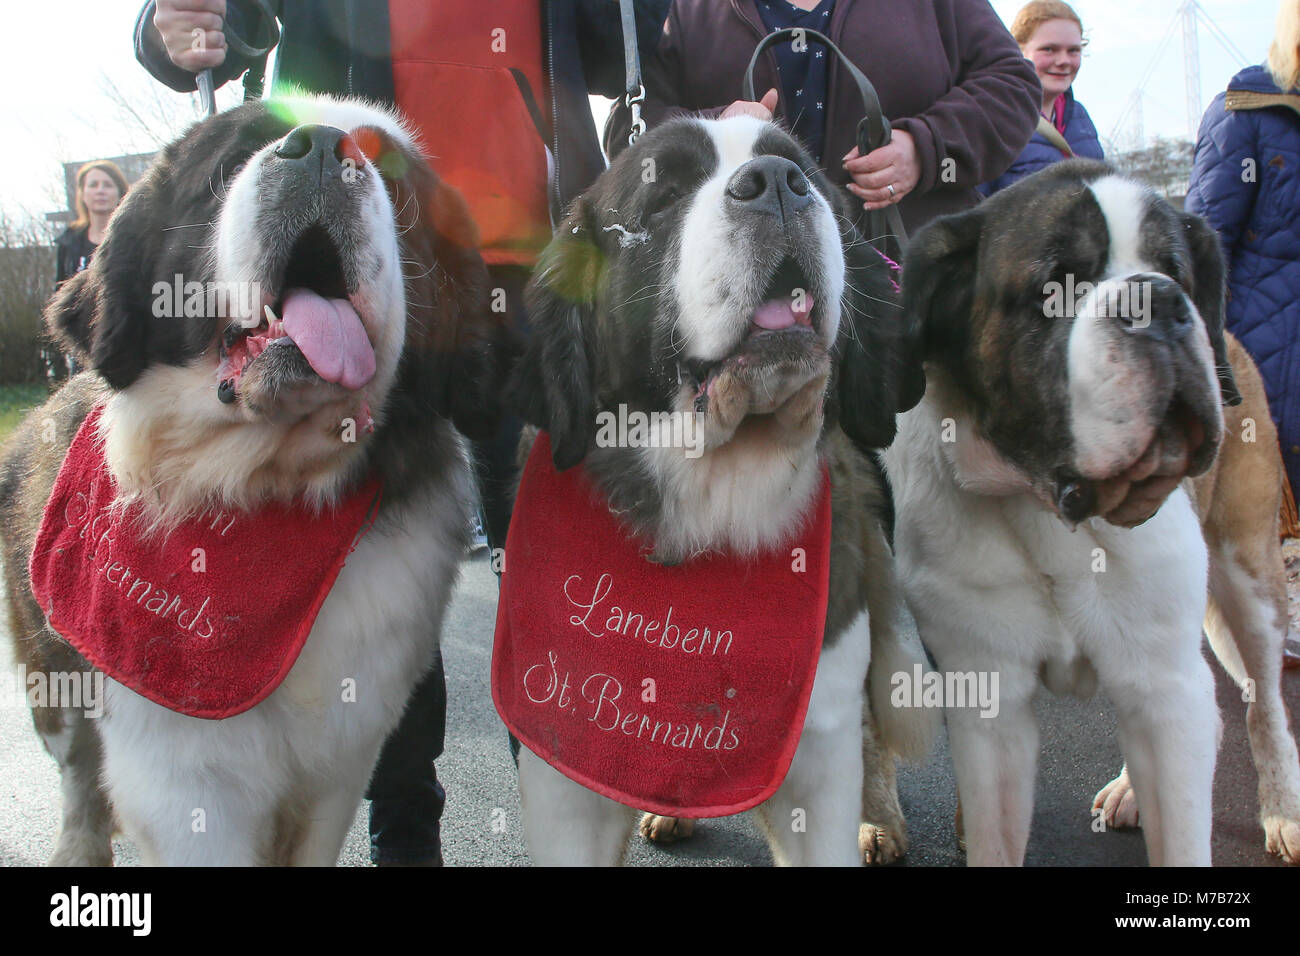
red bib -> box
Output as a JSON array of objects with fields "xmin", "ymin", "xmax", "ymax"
[
  {"xmin": 493, "ymin": 434, "xmax": 830, "ymax": 818},
  {"xmin": 28, "ymin": 405, "xmax": 382, "ymax": 719}
]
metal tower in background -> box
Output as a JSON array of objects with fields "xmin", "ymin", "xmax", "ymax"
[
  {"xmin": 1182, "ymin": 1, "xmax": 1201, "ymax": 137},
  {"xmin": 1107, "ymin": 1, "xmax": 1250, "ymax": 153}
]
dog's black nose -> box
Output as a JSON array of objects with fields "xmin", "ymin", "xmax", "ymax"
[
  {"xmin": 725, "ymin": 156, "xmax": 814, "ymax": 221},
  {"xmin": 1107, "ymin": 273, "xmax": 1193, "ymax": 341},
  {"xmin": 272, "ymin": 125, "xmax": 366, "ymax": 177}
]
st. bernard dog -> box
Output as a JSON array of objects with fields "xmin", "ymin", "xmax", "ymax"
[
  {"xmin": 502, "ymin": 115, "xmax": 936, "ymax": 866},
  {"xmin": 0, "ymin": 95, "xmax": 502, "ymax": 865},
  {"xmin": 886, "ymin": 158, "xmax": 1300, "ymax": 865}
]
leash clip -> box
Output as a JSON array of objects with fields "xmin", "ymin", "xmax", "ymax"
[{"xmin": 626, "ymin": 84, "xmax": 647, "ymax": 146}]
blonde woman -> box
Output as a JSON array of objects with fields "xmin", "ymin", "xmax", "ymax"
[
  {"xmin": 979, "ymin": 0, "xmax": 1104, "ymax": 196},
  {"xmin": 54, "ymin": 160, "xmax": 128, "ymax": 289},
  {"xmin": 1186, "ymin": 0, "xmax": 1300, "ymax": 518},
  {"xmin": 47, "ymin": 160, "xmax": 129, "ymax": 379}
]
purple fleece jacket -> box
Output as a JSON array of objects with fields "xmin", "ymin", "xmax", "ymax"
[{"xmin": 606, "ymin": 0, "xmax": 1041, "ymax": 234}]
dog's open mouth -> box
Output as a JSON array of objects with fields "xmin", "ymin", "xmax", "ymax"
[
  {"xmin": 1055, "ymin": 394, "xmax": 1212, "ymax": 527},
  {"xmin": 217, "ymin": 226, "xmax": 376, "ymax": 404},
  {"xmin": 682, "ymin": 256, "xmax": 819, "ymax": 399}
]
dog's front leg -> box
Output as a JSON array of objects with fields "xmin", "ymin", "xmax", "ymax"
[
  {"xmin": 517, "ymin": 747, "xmax": 637, "ymax": 866},
  {"xmin": 1110, "ymin": 663, "xmax": 1219, "ymax": 866},
  {"xmin": 757, "ymin": 610, "xmax": 870, "ymax": 866},
  {"xmin": 759, "ymin": 714, "xmax": 864, "ymax": 866},
  {"xmin": 946, "ymin": 693, "xmax": 1039, "ymax": 866}
]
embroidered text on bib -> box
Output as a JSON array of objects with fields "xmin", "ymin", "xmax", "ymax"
[
  {"xmin": 29, "ymin": 404, "xmax": 381, "ymax": 719},
  {"xmin": 493, "ymin": 433, "xmax": 831, "ymax": 817}
]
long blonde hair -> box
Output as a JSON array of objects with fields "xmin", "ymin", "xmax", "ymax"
[{"xmin": 1268, "ymin": 0, "xmax": 1300, "ymax": 92}]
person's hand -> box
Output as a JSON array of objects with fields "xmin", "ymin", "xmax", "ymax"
[
  {"xmin": 720, "ymin": 88, "xmax": 780, "ymax": 121},
  {"xmin": 842, "ymin": 128, "xmax": 920, "ymax": 210},
  {"xmin": 154, "ymin": 0, "xmax": 228, "ymax": 73}
]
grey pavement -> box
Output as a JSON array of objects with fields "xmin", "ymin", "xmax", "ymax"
[{"xmin": 2, "ymin": 547, "xmax": 1296, "ymax": 867}]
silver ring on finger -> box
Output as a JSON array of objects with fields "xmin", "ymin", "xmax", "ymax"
[{"xmin": 887, "ymin": 183, "xmax": 896, "ymax": 199}]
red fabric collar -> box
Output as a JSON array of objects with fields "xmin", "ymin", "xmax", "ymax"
[
  {"xmin": 493, "ymin": 434, "xmax": 830, "ymax": 818},
  {"xmin": 29, "ymin": 404, "xmax": 381, "ymax": 719},
  {"xmin": 1052, "ymin": 92, "xmax": 1068, "ymax": 135}
]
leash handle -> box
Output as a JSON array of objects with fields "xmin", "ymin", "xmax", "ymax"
[
  {"xmin": 742, "ymin": 27, "xmax": 889, "ymax": 157},
  {"xmin": 197, "ymin": 68, "xmax": 217, "ymax": 117},
  {"xmin": 741, "ymin": 27, "xmax": 907, "ymax": 249},
  {"xmin": 618, "ymin": 0, "xmax": 646, "ymax": 146},
  {"xmin": 198, "ymin": 0, "xmax": 281, "ymax": 116},
  {"xmin": 224, "ymin": 0, "xmax": 279, "ymax": 58}
]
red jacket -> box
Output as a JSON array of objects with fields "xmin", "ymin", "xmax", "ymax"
[{"xmin": 608, "ymin": 0, "xmax": 1040, "ymax": 234}]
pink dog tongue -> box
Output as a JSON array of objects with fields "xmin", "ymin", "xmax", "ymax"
[
  {"xmin": 752, "ymin": 295, "xmax": 815, "ymax": 330},
  {"xmin": 281, "ymin": 288, "xmax": 376, "ymax": 390}
]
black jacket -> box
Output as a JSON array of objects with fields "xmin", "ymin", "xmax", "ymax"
[
  {"xmin": 134, "ymin": 0, "xmax": 669, "ymax": 212},
  {"xmin": 54, "ymin": 226, "xmax": 97, "ymax": 289}
]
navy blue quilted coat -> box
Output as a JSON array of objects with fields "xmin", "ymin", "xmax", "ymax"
[
  {"xmin": 978, "ymin": 88, "xmax": 1105, "ymax": 196},
  {"xmin": 1186, "ymin": 65, "xmax": 1300, "ymax": 494}
]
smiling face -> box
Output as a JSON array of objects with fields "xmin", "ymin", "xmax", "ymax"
[
  {"xmin": 1023, "ymin": 18, "xmax": 1084, "ymax": 104},
  {"xmin": 903, "ymin": 160, "xmax": 1239, "ymax": 528}
]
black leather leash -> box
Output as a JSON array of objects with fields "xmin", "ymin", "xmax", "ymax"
[
  {"xmin": 196, "ymin": 0, "xmax": 281, "ymax": 115},
  {"xmin": 742, "ymin": 27, "xmax": 907, "ymax": 250},
  {"xmin": 618, "ymin": 0, "xmax": 646, "ymax": 146}
]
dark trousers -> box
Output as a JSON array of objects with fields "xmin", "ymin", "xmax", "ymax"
[
  {"xmin": 365, "ymin": 266, "xmax": 529, "ymax": 863},
  {"xmin": 365, "ymin": 652, "xmax": 448, "ymax": 865}
]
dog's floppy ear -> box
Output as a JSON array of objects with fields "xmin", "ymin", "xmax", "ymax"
[
  {"xmin": 506, "ymin": 198, "xmax": 603, "ymax": 470},
  {"xmin": 1181, "ymin": 211, "xmax": 1241, "ymax": 407},
  {"xmin": 45, "ymin": 268, "xmax": 95, "ymax": 363},
  {"xmin": 398, "ymin": 165, "xmax": 509, "ymax": 441},
  {"xmin": 831, "ymin": 226, "xmax": 913, "ymax": 450},
  {"xmin": 900, "ymin": 206, "xmax": 984, "ymax": 387}
]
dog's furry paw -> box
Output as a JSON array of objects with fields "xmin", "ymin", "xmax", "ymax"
[
  {"xmin": 858, "ymin": 821, "xmax": 906, "ymax": 865},
  {"xmin": 639, "ymin": 814, "xmax": 696, "ymax": 844},
  {"xmin": 1263, "ymin": 815, "xmax": 1300, "ymax": 864},
  {"xmin": 1092, "ymin": 768, "xmax": 1140, "ymax": 829},
  {"xmin": 48, "ymin": 834, "xmax": 113, "ymax": 868}
]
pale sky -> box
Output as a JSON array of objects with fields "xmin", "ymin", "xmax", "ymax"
[{"xmin": 0, "ymin": 0, "xmax": 1281, "ymax": 228}]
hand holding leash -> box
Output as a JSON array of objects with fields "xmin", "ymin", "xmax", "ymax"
[
  {"xmin": 154, "ymin": 0, "xmax": 228, "ymax": 73},
  {"xmin": 842, "ymin": 129, "xmax": 921, "ymax": 210},
  {"xmin": 740, "ymin": 26, "xmax": 907, "ymax": 250},
  {"xmin": 155, "ymin": 0, "xmax": 279, "ymax": 116}
]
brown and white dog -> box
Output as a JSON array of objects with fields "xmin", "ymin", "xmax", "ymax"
[
  {"xmin": 0, "ymin": 95, "xmax": 502, "ymax": 865},
  {"xmin": 504, "ymin": 115, "xmax": 935, "ymax": 866},
  {"xmin": 886, "ymin": 159, "xmax": 1300, "ymax": 865},
  {"xmin": 1092, "ymin": 331, "xmax": 1300, "ymax": 863}
]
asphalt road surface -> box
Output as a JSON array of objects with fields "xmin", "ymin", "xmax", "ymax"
[{"xmin": 1, "ymin": 547, "xmax": 1297, "ymax": 867}]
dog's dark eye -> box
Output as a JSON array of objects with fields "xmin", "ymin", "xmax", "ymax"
[{"xmin": 643, "ymin": 185, "xmax": 683, "ymax": 222}]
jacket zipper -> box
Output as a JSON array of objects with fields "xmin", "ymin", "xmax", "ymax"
[
  {"xmin": 345, "ymin": 0, "xmax": 355, "ymax": 95},
  {"xmin": 730, "ymin": 0, "xmax": 780, "ymax": 95}
]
